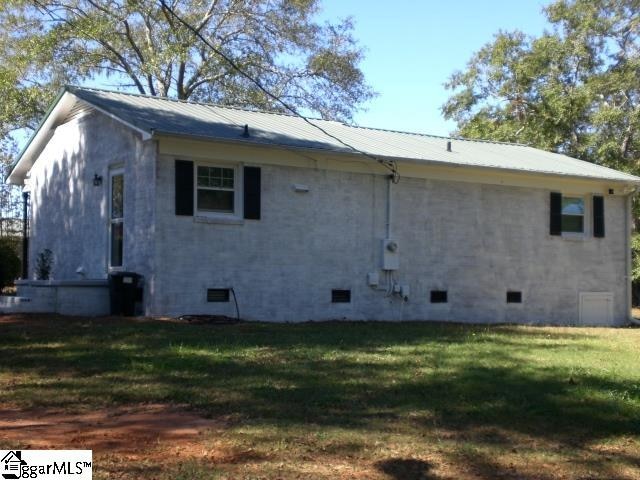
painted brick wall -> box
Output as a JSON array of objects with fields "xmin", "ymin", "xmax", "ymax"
[
  {"xmin": 26, "ymin": 111, "xmax": 628, "ymax": 324},
  {"xmin": 151, "ymin": 156, "xmax": 628, "ymax": 325},
  {"xmin": 28, "ymin": 112, "xmax": 156, "ymax": 289}
]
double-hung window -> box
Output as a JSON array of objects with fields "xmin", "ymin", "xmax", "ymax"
[
  {"xmin": 561, "ymin": 197, "xmax": 584, "ymax": 234},
  {"xmin": 551, "ymin": 192, "xmax": 594, "ymax": 237},
  {"xmin": 109, "ymin": 169, "xmax": 124, "ymax": 268},
  {"xmin": 196, "ymin": 165, "xmax": 236, "ymax": 214}
]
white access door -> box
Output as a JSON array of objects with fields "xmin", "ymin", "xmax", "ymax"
[{"xmin": 579, "ymin": 292, "xmax": 614, "ymax": 326}]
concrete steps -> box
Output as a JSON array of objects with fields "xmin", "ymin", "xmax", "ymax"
[
  {"xmin": 1, "ymin": 279, "xmax": 110, "ymax": 316},
  {"xmin": 0, "ymin": 295, "xmax": 55, "ymax": 314}
]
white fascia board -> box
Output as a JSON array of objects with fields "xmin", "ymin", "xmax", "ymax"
[
  {"xmin": 6, "ymin": 90, "xmax": 152, "ymax": 185},
  {"xmin": 6, "ymin": 91, "xmax": 76, "ymax": 185}
]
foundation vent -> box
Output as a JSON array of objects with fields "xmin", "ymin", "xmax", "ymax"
[
  {"xmin": 506, "ymin": 291, "xmax": 522, "ymax": 303},
  {"xmin": 207, "ymin": 288, "xmax": 230, "ymax": 302},
  {"xmin": 331, "ymin": 289, "xmax": 351, "ymax": 303},
  {"xmin": 430, "ymin": 290, "xmax": 448, "ymax": 303}
]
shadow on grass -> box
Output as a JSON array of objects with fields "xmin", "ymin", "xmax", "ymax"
[
  {"xmin": 1, "ymin": 315, "xmax": 639, "ymax": 460},
  {"xmin": 375, "ymin": 458, "xmax": 436, "ymax": 480}
]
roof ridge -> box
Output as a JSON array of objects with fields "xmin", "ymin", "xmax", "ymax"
[
  {"xmin": 65, "ymin": 85, "xmax": 339, "ymax": 124},
  {"xmin": 67, "ymin": 85, "xmax": 530, "ymax": 146}
]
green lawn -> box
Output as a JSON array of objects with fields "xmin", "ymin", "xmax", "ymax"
[{"xmin": 0, "ymin": 315, "xmax": 639, "ymax": 479}]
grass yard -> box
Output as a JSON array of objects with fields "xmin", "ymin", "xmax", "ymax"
[{"xmin": 0, "ymin": 314, "xmax": 639, "ymax": 479}]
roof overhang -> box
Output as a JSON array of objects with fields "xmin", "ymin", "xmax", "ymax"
[
  {"xmin": 5, "ymin": 88, "xmax": 152, "ymax": 186},
  {"xmin": 152, "ymin": 130, "xmax": 640, "ymax": 189}
]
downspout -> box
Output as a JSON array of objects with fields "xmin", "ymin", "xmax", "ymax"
[
  {"xmin": 21, "ymin": 191, "xmax": 29, "ymax": 280},
  {"xmin": 626, "ymin": 192, "xmax": 640, "ymax": 325},
  {"xmin": 386, "ymin": 174, "xmax": 393, "ymax": 238}
]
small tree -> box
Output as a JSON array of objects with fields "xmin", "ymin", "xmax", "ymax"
[
  {"xmin": 35, "ymin": 248, "xmax": 54, "ymax": 280},
  {"xmin": 0, "ymin": 237, "xmax": 20, "ymax": 291}
]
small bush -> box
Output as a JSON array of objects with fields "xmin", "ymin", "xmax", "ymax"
[
  {"xmin": 0, "ymin": 237, "xmax": 20, "ymax": 290},
  {"xmin": 36, "ymin": 248, "xmax": 54, "ymax": 280}
]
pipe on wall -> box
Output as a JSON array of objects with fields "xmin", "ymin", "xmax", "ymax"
[
  {"xmin": 386, "ymin": 174, "xmax": 393, "ymax": 239},
  {"xmin": 21, "ymin": 191, "xmax": 29, "ymax": 280}
]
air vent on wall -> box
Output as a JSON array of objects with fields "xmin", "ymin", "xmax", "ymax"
[
  {"xmin": 331, "ymin": 289, "xmax": 351, "ymax": 303},
  {"xmin": 430, "ymin": 290, "xmax": 448, "ymax": 303},
  {"xmin": 207, "ymin": 288, "xmax": 230, "ymax": 302},
  {"xmin": 62, "ymin": 102, "xmax": 95, "ymax": 124},
  {"xmin": 506, "ymin": 291, "xmax": 522, "ymax": 303}
]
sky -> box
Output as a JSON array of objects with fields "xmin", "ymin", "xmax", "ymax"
[{"xmin": 319, "ymin": 0, "xmax": 551, "ymax": 136}]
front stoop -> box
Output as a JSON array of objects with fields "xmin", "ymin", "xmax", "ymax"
[
  {"xmin": 0, "ymin": 280, "xmax": 110, "ymax": 316},
  {"xmin": 0, "ymin": 295, "xmax": 55, "ymax": 314}
]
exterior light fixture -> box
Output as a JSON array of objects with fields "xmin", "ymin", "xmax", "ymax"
[{"xmin": 93, "ymin": 173, "xmax": 103, "ymax": 186}]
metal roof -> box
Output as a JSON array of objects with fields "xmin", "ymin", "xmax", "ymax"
[{"xmin": 8, "ymin": 85, "xmax": 640, "ymax": 185}]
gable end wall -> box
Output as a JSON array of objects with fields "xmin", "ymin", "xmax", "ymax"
[{"xmin": 27, "ymin": 111, "xmax": 157, "ymax": 306}]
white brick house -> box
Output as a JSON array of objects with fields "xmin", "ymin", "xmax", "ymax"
[{"xmin": 4, "ymin": 86, "xmax": 640, "ymax": 325}]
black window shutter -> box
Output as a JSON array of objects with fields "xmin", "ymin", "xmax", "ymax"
[
  {"xmin": 244, "ymin": 166, "xmax": 261, "ymax": 220},
  {"xmin": 175, "ymin": 160, "xmax": 194, "ymax": 216},
  {"xmin": 550, "ymin": 192, "xmax": 562, "ymax": 236},
  {"xmin": 593, "ymin": 195, "xmax": 605, "ymax": 238}
]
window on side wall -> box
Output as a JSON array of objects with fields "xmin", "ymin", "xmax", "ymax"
[
  {"xmin": 550, "ymin": 192, "xmax": 585, "ymax": 236},
  {"xmin": 196, "ymin": 164, "xmax": 237, "ymax": 215},
  {"xmin": 561, "ymin": 196, "xmax": 584, "ymax": 233}
]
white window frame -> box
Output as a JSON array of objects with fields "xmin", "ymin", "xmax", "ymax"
[
  {"xmin": 109, "ymin": 167, "xmax": 125, "ymax": 270},
  {"xmin": 194, "ymin": 160, "xmax": 242, "ymax": 219},
  {"xmin": 560, "ymin": 194, "xmax": 586, "ymax": 238}
]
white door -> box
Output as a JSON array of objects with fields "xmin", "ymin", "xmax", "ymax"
[{"xmin": 579, "ymin": 292, "xmax": 613, "ymax": 326}]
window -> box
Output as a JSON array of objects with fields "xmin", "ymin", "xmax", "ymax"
[
  {"xmin": 109, "ymin": 169, "xmax": 124, "ymax": 268},
  {"xmin": 430, "ymin": 290, "xmax": 448, "ymax": 303},
  {"xmin": 561, "ymin": 197, "xmax": 584, "ymax": 233},
  {"xmin": 196, "ymin": 165, "xmax": 235, "ymax": 213}
]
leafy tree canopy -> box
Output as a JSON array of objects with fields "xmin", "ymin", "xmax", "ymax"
[
  {"xmin": 0, "ymin": 0, "xmax": 374, "ymax": 148},
  {"xmin": 442, "ymin": 0, "xmax": 639, "ymax": 174}
]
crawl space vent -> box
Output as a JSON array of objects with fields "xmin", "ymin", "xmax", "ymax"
[
  {"xmin": 207, "ymin": 288, "xmax": 230, "ymax": 302},
  {"xmin": 506, "ymin": 291, "xmax": 522, "ymax": 303},
  {"xmin": 331, "ymin": 289, "xmax": 351, "ymax": 303},
  {"xmin": 430, "ymin": 290, "xmax": 448, "ymax": 303}
]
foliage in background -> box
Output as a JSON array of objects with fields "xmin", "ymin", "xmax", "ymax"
[
  {"xmin": 0, "ymin": 0, "xmax": 373, "ymax": 142},
  {"xmin": 0, "ymin": 0, "xmax": 373, "ymax": 246},
  {"xmin": 0, "ymin": 236, "xmax": 20, "ymax": 290},
  {"xmin": 0, "ymin": 147, "xmax": 22, "ymax": 238},
  {"xmin": 442, "ymin": 0, "xmax": 639, "ymax": 175},
  {"xmin": 632, "ymin": 233, "xmax": 640, "ymax": 281},
  {"xmin": 35, "ymin": 248, "xmax": 53, "ymax": 280}
]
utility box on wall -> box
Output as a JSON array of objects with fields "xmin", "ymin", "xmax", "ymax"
[{"xmin": 382, "ymin": 238, "xmax": 400, "ymax": 270}]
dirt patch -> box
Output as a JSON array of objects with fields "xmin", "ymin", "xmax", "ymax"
[{"xmin": 0, "ymin": 403, "xmax": 223, "ymax": 452}]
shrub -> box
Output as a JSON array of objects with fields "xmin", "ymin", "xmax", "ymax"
[
  {"xmin": 0, "ymin": 237, "xmax": 20, "ymax": 291},
  {"xmin": 35, "ymin": 248, "xmax": 54, "ymax": 280}
]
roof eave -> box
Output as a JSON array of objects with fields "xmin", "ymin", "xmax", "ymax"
[
  {"xmin": 5, "ymin": 87, "xmax": 69, "ymax": 185},
  {"xmin": 5, "ymin": 87, "xmax": 153, "ymax": 186},
  {"xmin": 152, "ymin": 130, "xmax": 640, "ymax": 187}
]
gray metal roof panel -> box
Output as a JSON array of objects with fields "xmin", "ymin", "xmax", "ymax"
[{"xmin": 66, "ymin": 86, "xmax": 640, "ymax": 183}]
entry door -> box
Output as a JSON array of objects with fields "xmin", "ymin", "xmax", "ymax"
[{"xmin": 109, "ymin": 168, "xmax": 124, "ymax": 268}]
